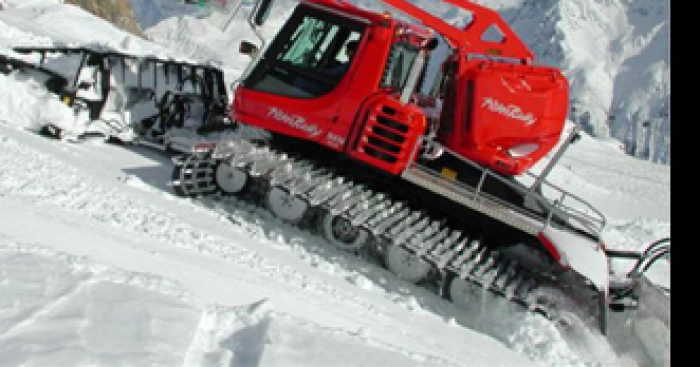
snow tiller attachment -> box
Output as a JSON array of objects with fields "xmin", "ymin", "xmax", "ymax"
[
  {"xmin": 169, "ymin": 0, "xmax": 670, "ymax": 336},
  {"xmin": 607, "ymin": 239, "xmax": 670, "ymax": 320},
  {"xmin": 7, "ymin": 46, "xmax": 233, "ymax": 151}
]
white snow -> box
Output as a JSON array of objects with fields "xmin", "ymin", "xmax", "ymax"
[
  {"xmin": 0, "ymin": 73, "xmax": 75, "ymax": 134},
  {"xmin": 0, "ymin": 1, "xmax": 670, "ymax": 367}
]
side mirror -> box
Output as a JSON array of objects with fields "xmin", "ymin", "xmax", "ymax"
[
  {"xmin": 239, "ymin": 41, "xmax": 259, "ymax": 57},
  {"xmin": 253, "ymin": 0, "xmax": 273, "ymax": 27}
]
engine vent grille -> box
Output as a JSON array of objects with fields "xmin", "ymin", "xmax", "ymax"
[{"xmin": 359, "ymin": 105, "xmax": 411, "ymax": 164}]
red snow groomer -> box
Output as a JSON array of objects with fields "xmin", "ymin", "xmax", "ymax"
[{"xmin": 173, "ymin": 0, "xmax": 670, "ymax": 334}]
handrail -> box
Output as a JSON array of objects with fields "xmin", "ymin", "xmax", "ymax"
[{"xmin": 406, "ymin": 137, "xmax": 607, "ymax": 239}]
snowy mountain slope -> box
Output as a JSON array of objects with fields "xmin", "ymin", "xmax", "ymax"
[
  {"xmin": 503, "ymin": 0, "xmax": 671, "ymax": 165},
  {"xmin": 63, "ymin": 0, "xmax": 144, "ymax": 36},
  {"xmin": 144, "ymin": 14, "xmax": 253, "ymax": 74},
  {"xmin": 141, "ymin": 0, "xmax": 297, "ymax": 77},
  {"xmin": 0, "ymin": 1, "xmax": 670, "ymax": 366},
  {"xmin": 128, "ymin": 0, "xmax": 202, "ymax": 29},
  {"xmin": 0, "ymin": 0, "xmax": 217, "ymax": 69}
]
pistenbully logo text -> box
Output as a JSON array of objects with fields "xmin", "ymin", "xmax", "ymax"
[
  {"xmin": 268, "ymin": 107, "xmax": 322, "ymax": 137},
  {"xmin": 482, "ymin": 97, "xmax": 537, "ymax": 126}
]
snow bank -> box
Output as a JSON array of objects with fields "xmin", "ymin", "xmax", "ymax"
[
  {"xmin": 0, "ymin": 244, "xmax": 448, "ymax": 367},
  {"xmin": 0, "ymin": 244, "xmax": 202, "ymax": 366},
  {"xmin": 0, "ymin": 2, "xmax": 209, "ymax": 64},
  {"xmin": 143, "ymin": 0, "xmax": 296, "ymax": 78},
  {"xmin": 190, "ymin": 301, "xmax": 443, "ymax": 367},
  {"xmin": 0, "ymin": 73, "xmax": 75, "ymax": 134},
  {"xmin": 145, "ymin": 14, "xmax": 247, "ymax": 70},
  {"xmin": 0, "ymin": 3, "xmax": 137, "ymax": 49}
]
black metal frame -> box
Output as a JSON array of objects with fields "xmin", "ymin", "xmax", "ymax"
[{"xmin": 10, "ymin": 46, "xmax": 230, "ymax": 132}]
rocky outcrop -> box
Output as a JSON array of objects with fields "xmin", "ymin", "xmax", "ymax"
[{"xmin": 64, "ymin": 0, "xmax": 143, "ymax": 37}]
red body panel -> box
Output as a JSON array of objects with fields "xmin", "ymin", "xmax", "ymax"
[
  {"xmin": 438, "ymin": 57, "xmax": 569, "ymax": 176},
  {"xmin": 234, "ymin": 87, "xmax": 341, "ymax": 148}
]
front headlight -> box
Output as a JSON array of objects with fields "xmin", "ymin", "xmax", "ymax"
[{"xmin": 508, "ymin": 143, "xmax": 540, "ymax": 158}]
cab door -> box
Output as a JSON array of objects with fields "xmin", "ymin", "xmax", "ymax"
[{"xmin": 235, "ymin": 5, "xmax": 367, "ymax": 145}]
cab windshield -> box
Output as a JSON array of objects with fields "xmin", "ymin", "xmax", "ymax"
[{"xmin": 244, "ymin": 6, "xmax": 365, "ymax": 99}]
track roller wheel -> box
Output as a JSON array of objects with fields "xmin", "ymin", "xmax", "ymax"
[
  {"xmin": 321, "ymin": 212, "xmax": 371, "ymax": 252},
  {"xmin": 171, "ymin": 164, "xmax": 189, "ymax": 197},
  {"xmin": 267, "ymin": 187, "xmax": 310, "ymax": 224},
  {"xmin": 171, "ymin": 155, "xmax": 217, "ymax": 198},
  {"xmin": 385, "ymin": 245, "xmax": 432, "ymax": 284},
  {"xmin": 214, "ymin": 162, "xmax": 248, "ymax": 196},
  {"xmin": 448, "ymin": 276, "xmax": 495, "ymax": 313}
]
